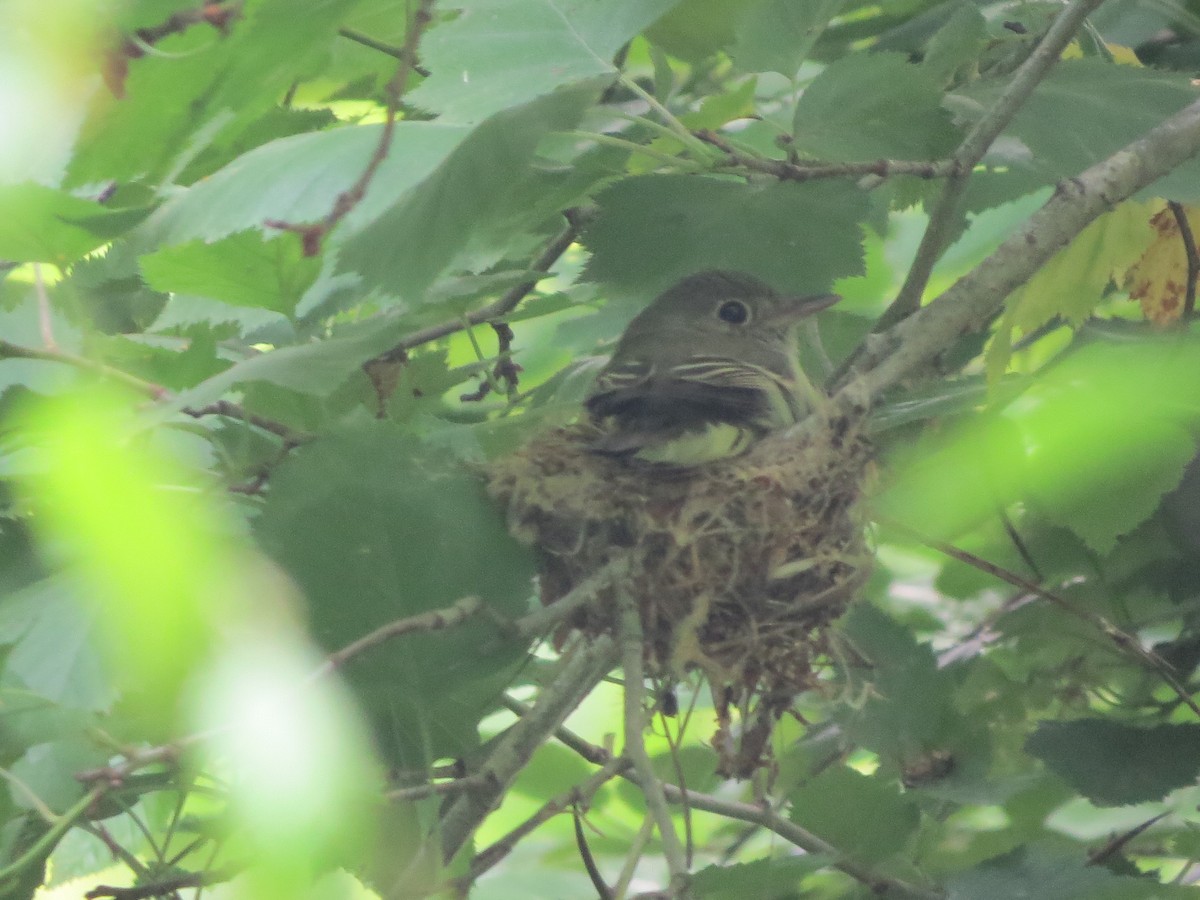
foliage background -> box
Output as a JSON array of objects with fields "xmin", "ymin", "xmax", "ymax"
[{"xmin": 3, "ymin": 0, "xmax": 1200, "ymax": 898}]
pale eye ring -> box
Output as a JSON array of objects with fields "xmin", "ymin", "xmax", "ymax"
[{"xmin": 716, "ymin": 299, "xmax": 750, "ymax": 324}]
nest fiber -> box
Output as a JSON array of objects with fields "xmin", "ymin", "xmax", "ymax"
[{"xmin": 487, "ymin": 409, "xmax": 871, "ymax": 776}]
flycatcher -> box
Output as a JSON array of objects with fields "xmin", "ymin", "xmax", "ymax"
[{"xmin": 585, "ymin": 270, "xmax": 839, "ymax": 465}]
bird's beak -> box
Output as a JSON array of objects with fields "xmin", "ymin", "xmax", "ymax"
[{"xmin": 770, "ymin": 292, "xmax": 841, "ymax": 325}]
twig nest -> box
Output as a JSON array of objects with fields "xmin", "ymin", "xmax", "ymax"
[{"xmin": 487, "ymin": 404, "xmax": 872, "ymax": 777}]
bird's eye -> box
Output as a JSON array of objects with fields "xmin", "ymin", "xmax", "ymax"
[{"xmin": 716, "ymin": 300, "xmax": 750, "ymax": 324}]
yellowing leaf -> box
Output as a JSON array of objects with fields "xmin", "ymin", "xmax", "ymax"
[
  {"xmin": 1124, "ymin": 205, "xmax": 1200, "ymax": 326},
  {"xmin": 985, "ymin": 200, "xmax": 1157, "ymax": 380}
]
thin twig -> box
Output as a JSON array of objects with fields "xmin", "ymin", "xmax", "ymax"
[
  {"xmin": 337, "ymin": 26, "xmax": 432, "ymax": 75},
  {"xmin": 872, "ymin": 0, "xmax": 1109, "ymax": 334},
  {"xmin": 889, "ymin": 520, "xmax": 1200, "ymax": 720},
  {"xmin": 514, "ymin": 706, "xmax": 943, "ymax": 900},
  {"xmin": 464, "ymin": 755, "xmax": 626, "ymax": 883},
  {"xmin": 314, "ymin": 595, "xmax": 485, "ymax": 677},
  {"xmin": 510, "ymin": 556, "xmax": 630, "ymax": 641},
  {"xmin": 1167, "ymin": 200, "xmax": 1199, "ymax": 319},
  {"xmin": 267, "ymin": 0, "xmax": 437, "ymax": 254},
  {"xmin": 386, "ymin": 773, "xmax": 492, "ymax": 802},
  {"xmin": 1087, "ymin": 812, "xmax": 1169, "ymax": 865},
  {"xmin": 616, "ymin": 588, "xmax": 690, "ymax": 896},
  {"xmin": 0, "ymin": 788, "xmax": 105, "ymax": 890},
  {"xmin": 180, "ymin": 399, "xmax": 312, "ymax": 445},
  {"xmin": 694, "ymin": 130, "xmax": 951, "ymax": 183},
  {"xmin": 367, "ymin": 210, "xmax": 586, "ymax": 365},
  {"xmin": 0, "ymin": 339, "xmax": 169, "ymax": 399},
  {"xmin": 85, "ymin": 865, "xmax": 240, "ymax": 900},
  {"xmin": 438, "ymin": 635, "xmax": 619, "ymax": 862}
]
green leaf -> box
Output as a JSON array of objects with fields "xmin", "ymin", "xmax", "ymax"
[
  {"xmin": 68, "ymin": 0, "xmax": 363, "ymax": 186},
  {"xmin": 583, "ymin": 175, "xmax": 868, "ymax": 295},
  {"xmin": 1027, "ymin": 719, "xmax": 1200, "ymax": 807},
  {"xmin": 985, "ymin": 201, "xmax": 1157, "ymax": 379},
  {"xmin": 962, "ymin": 59, "xmax": 1200, "ymax": 196},
  {"xmin": 411, "ymin": 0, "xmax": 681, "ymax": 123},
  {"xmin": 788, "ymin": 767, "xmax": 919, "ymax": 863},
  {"xmin": 254, "ymin": 421, "xmax": 536, "ymax": 760},
  {"xmin": 0, "ymin": 184, "xmax": 132, "ymax": 265},
  {"xmin": 167, "ymin": 309, "xmax": 431, "ymax": 404},
  {"xmin": 792, "ymin": 51, "xmax": 960, "ymax": 161},
  {"xmin": 920, "ymin": 2, "xmax": 987, "ymax": 88},
  {"xmin": 144, "ymin": 122, "xmax": 468, "ymax": 244},
  {"xmin": 140, "ymin": 230, "xmax": 321, "ymax": 314},
  {"xmin": 730, "ymin": 0, "xmax": 842, "ymax": 77},
  {"xmin": 948, "ymin": 847, "xmax": 1196, "ymax": 900},
  {"xmin": 692, "ymin": 856, "xmax": 822, "ymax": 899},
  {"xmin": 644, "ymin": 0, "xmax": 754, "ymax": 62},
  {"xmin": 338, "ymin": 83, "xmax": 601, "ymax": 300},
  {"xmin": 0, "ymin": 580, "xmax": 113, "ymax": 712}
]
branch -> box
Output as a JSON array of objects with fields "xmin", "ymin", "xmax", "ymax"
[
  {"xmin": 367, "ymin": 210, "xmax": 587, "ymax": 365},
  {"xmin": 0, "ymin": 339, "xmax": 169, "ymax": 399},
  {"xmin": 85, "ymin": 866, "xmax": 240, "ymax": 900},
  {"xmin": 0, "ymin": 788, "xmax": 105, "ymax": 890},
  {"xmin": 314, "ymin": 595, "xmax": 485, "ymax": 677},
  {"xmin": 337, "ymin": 27, "xmax": 432, "ymax": 75},
  {"xmin": 889, "ymin": 520, "xmax": 1200, "ymax": 720},
  {"xmin": 1167, "ymin": 200, "xmax": 1199, "ymax": 319},
  {"xmin": 616, "ymin": 588, "xmax": 690, "ymax": 895},
  {"xmin": 438, "ymin": 634, "xmax": 619, "ymax": 862},
  {"xmin": 464, "ymin": 754, "xmax": 626, "ymax": 883},
  {"xmin": 180, "ymin": 399, "xmax": 312, "ymax": 446},
  {"xmin": 845, "ymin": 95, "xmax": 1200, "ymax": 397},
  {"xmin": 510, "ymin": 556, "xmax": 629, "ymax": 641},
  {"xmin": 267, "ymin": 0, "xmax": 437, "ymax": 254},
  {"xmin": 876, "ymin": 0, "xmax": 1109, "ymax": 330},
  {"xmin": 694, "ymin": 130, "xmax": 951, "ymax": 183},
  {"xmin": 513, "ymin": 705, "xmax": 943, "ymax": 900}
]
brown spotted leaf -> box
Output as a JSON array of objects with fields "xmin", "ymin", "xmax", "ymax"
[{"xmin": 1125, "ymin": 204, "xmax": 1200, "ymax": 326}]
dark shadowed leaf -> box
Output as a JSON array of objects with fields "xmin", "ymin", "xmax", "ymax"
[
  {"xmin": 1026, "ymin": 719, "xmax": 1200, "ymax": 807},
  {"xmin": 792, "ymin": 51, "xmax": 960, "ymax": 161},
  {"xmin": 583, "ymin": 175, "xmax": 868, "ymax": 295},
  {"xmin": 254, "ymin": 421, "xmax": 536, "ymax": 761}
]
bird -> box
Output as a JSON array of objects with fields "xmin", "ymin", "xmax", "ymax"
[{"xmin": 584, "ymin": 270, "xmax": 839, "ymax": 465}]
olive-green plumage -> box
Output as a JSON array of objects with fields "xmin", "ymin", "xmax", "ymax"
[{"xmin": 585, "ymin": 271, "xmax": 839, "ymax": 465}]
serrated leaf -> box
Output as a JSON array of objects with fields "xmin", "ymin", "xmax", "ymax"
[
  {"xmin": 887, "ymin": 338, "xmax": 1200, "ymax": 555},
  {"xmin": 921, "ymin": 3, "xmax": 987, "ymax": 87},
  {"xmin": 338, "ymin": 83, "xmax": 601, "ymax": 300},
  {"xmin": 0, "ymin": 580, "xmax": 114, "ymax": 712},
  {"xmin": 792, "ymin": 51, "xmax": 960, "ymax": 161},
  {"xmin": 644, "ymin": 0, "xmax": 754, "ymax": 62},
  {"xmin": 144, "ymin": 122, "xmax": 468, "ymax": 244},
  {"xmin": 961, "ymin": 59, "xmax": 1200, "ymax": 196},
  {"xmin": 692, "ymin": 856, "xmax": 821, "ymax": 899},
  {"xmin": 789, "ymin": 768, "xmax": 919, "ymax": 863},
  {"xmin": 1027, "ymin": 719, "xmax": 1200, "ymax": 807},
  {"xmin": 411, "ymin": 0, "xmax": 681, "ymax": 123},
  {"xmin": 985, "ymin": 200, "xmax": 1157, "ymax": 379},
  {"xmin": 583, "ymin": 175, "xmax": 868, "ymax": 295},
  {"xmin": 68, "ymin": 0, "xmax": 362, "ymax": 186},
  {"xmin": 948, "ymin": 847, "xmax": 1195, "ymax": 900},
  {"xmin": 0, "ymin": 184, "xmax": 133, "ymax": 265},
  {"xmin": 730, "ymin": 0, "xmax": 842, "ymax": 77},
  {"xmin": 141, "ymin": 230, "xmax": 320, "ymax": 314}
]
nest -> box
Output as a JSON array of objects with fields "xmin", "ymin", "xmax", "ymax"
[{"xmin": 486, "ymin": 405, "xmax": 872, "ymax": 777}]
